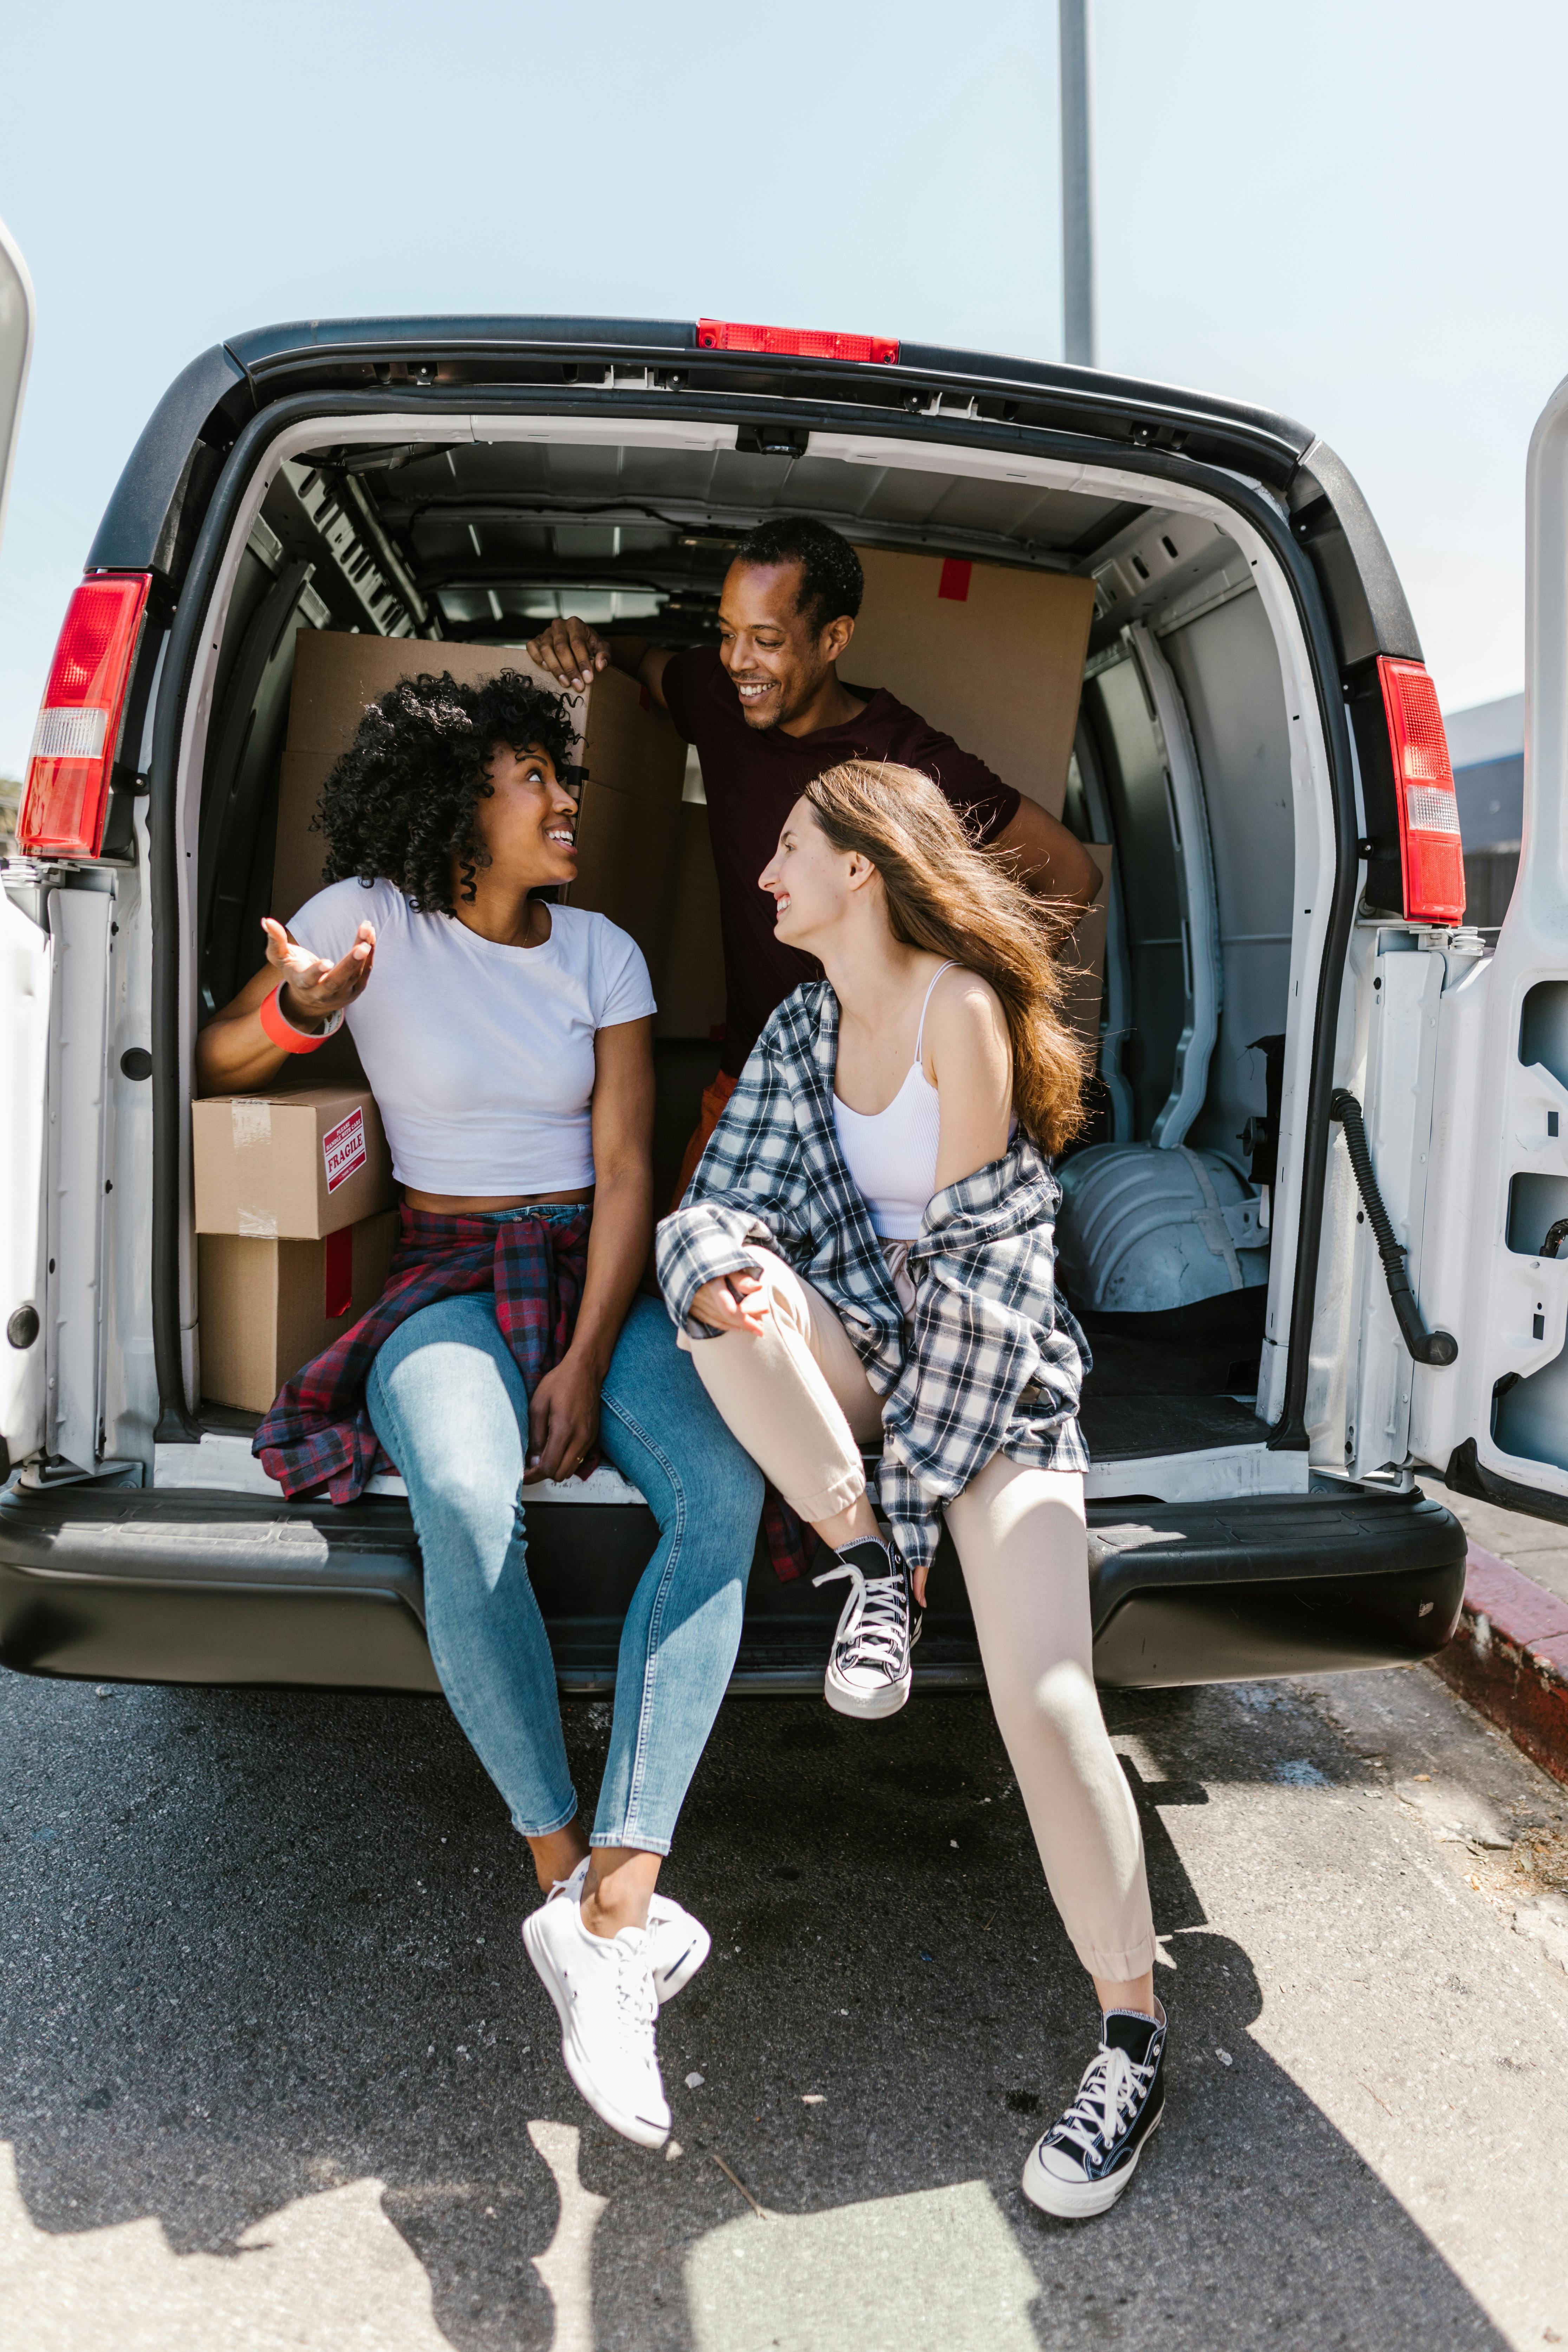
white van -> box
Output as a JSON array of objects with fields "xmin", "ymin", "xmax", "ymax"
[{"xmin": 7, "ymin": 306, "xmax": 1550, "ymax": 1698}]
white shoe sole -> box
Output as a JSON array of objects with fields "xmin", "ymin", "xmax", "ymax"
[
  {"xmin": 1020, "ymin": 2107, "xmax": 1162, "ymax": 2219},
  {"xmin": 521, "ymin": 1911, "xmax": 670, "ymax": 2151},
  {"xmin": 824, "ymin": 1659, "xmax": 912, "ymax": 1719}
]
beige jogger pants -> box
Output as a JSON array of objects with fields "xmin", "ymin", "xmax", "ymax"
[{"xmin": 679, "ymin": 1250, "xmax": 1157, "ymax": 1983}]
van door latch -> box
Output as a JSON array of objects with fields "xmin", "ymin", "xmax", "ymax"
[{"xmin": 1330, "ymin": 1089, "xmax": 1458, "ymax": 1367}]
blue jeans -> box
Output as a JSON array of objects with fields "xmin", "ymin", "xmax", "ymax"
[{"xmin": 366, "ymin": 1284, "xmax": 763, "ymax": 1855}]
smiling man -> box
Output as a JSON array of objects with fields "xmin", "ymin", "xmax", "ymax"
[{"xmin": 528, "ymin": 516, "xmax": 1100, "ymax": 1186}]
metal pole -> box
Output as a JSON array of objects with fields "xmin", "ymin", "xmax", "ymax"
[{"xmin": 1060, "ymin": 0, "xmax": 1098, "ymax": 367}]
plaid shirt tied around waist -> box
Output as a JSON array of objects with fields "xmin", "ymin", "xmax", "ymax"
[
  {"xmin": 655, "ymin": 980, "xmax": 1091, "ymax": 1576},
  {"xmin": 254, "ymin": 1202, "xmax": 593, "ymax": 1504}
]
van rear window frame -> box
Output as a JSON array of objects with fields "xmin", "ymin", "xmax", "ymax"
[{"xmin": 143, "ymin": 383, "xmax": 1359, "ymax": 1457}]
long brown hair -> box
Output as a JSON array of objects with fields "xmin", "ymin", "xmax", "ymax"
[{"xmin": 801, "ymin": 759, "xmax": 1090, "ymax": 1155}]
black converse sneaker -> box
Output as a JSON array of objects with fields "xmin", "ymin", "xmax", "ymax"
[
  {"xmin": 1021, "ymin": 2006, "xmax": 1167, "ymax": 2220},
  {"xmin": 813, "ymin": 1537, "xmax": 919, "ymax": 1719}
]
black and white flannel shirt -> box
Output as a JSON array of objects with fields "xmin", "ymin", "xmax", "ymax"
[{"xmin": 655, "ymin": 980, "xmax": 1090, "ymax": 1573}]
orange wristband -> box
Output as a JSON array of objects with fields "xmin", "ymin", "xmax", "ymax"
[{"xmin": 259, "ymin": 983, "xmax": 343, "ymax": 1055}]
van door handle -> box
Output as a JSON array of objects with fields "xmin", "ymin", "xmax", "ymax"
[{"xmin": 1330, "ymin": 1089, "xmax": 1458, "ymax": 1367}]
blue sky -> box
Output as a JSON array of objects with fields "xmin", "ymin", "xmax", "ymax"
[{"xmin": 1, "ymin": 0, "xmax": 1562, "ymax": 772}]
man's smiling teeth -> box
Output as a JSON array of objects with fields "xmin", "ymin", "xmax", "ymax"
[{"xmin": 737, "ymin": 681, "xmax": 770, "ymax": 700}]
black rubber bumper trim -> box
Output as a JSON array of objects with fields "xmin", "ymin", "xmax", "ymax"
[
  {"xmin": 0, "ymin": 1480, "xmax": 1466, "ymax": 1695},
  {"xmin": 1088, "ymin": 1486, "xmax": 1467, "ymax": 1687}
]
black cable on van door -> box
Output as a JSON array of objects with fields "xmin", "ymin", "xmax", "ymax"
[{"xmin": 1329, "ymin": 1090, "xmax": 1457, "ymax": 1366}]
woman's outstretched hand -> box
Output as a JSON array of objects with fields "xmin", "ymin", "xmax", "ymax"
[
  {"xmin": 525, "ymin": 1353, "xmax": 603, "ymax": 1486},
  {"xmin": 689, "ymin": 1269, "xmax": 770, "ymax": 1338},
  {"xmin": 260, "ymin": 915, "xmax": 376, "ymax": 1030}
]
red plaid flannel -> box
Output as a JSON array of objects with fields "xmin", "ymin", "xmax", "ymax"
[
  {"xmin": 253, "ymin": 1202, "xmax": 594, "ymax": 1504},
  {"xmin": 252, "ymin": 1198, "xmax": 811, "ymax": 1582}
]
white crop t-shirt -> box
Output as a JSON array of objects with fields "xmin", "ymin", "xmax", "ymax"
[{"xmin": 288, "ymin": 878, "xmax": 655, "ymax": 1195}]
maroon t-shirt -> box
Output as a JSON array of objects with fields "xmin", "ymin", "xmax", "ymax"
[{"xmin": 661, "ymin": 646, "xmax": 1021, "ymax": 1076}]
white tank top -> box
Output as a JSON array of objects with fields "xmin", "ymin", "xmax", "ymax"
[{"xmin": 832, "ymin": 964, "xmax": 954, "ymax": 1241}]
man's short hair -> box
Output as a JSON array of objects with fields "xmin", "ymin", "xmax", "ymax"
[{"xmin": 731, "ymin": 517, "xmax": 864, "ymax": 632}]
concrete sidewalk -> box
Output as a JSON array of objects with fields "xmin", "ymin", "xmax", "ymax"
[
  {"xmin": 1420, "ymin": 1480, "xmax": 1568, "ymax": 1788},
  {"xmin": 1425, "ymin": 1477, "xmax": 1568, "ymax": 1611}
]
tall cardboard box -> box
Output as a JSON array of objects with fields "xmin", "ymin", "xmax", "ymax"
[
  {"xmin": 198, "ymin": 1212, "xmax": 399, "ymax": 1413},
  {"xmin": 845, "ymin": 549, "xmax": 1094, "ymax": 815},
  {"xmin": 192, "ymin": 1086, "xmax": 394, "ymax": 1239},
  {"xmin": 654, "ymin": 802, "xmax": 727, "ymax": 1042},
  {"xmin": 271, "ymin": 634, "xmax": 687, "ymax": 986}
]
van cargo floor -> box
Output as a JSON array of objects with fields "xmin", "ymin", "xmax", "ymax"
[
  {"xmin": 187, "ymin": 1391, "xmax": 1270, "ymax": 1473},
  {"xmin": 1077, "ymin": 1391, "xmax": 1268, "ymax": 1460}
]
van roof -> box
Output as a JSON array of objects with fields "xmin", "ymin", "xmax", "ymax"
[{"xmin": 88, "ymin": 314, "xmax": 1316, "ymax": 580}]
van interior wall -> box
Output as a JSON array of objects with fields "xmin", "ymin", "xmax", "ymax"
[
  {"xmin": 197, "ymin": 469, "xmax": 423, "ymax": 1033},
  {"xmin": 1078, "ymin": 583, "xmax": 1294, "ymax": 1166}
]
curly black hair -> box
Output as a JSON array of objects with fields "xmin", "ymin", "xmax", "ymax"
[
  {"xmin": 313, "ymin": 667, "xmax": 577, "ymax": 912},
  {"xmin": 732, "ymin": 516, "xmax": 864, "ymax": 631}
]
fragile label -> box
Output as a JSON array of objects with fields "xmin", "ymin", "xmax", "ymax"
[{"xmin": 322, "ymin": 1107, "xmax": 367, "ymax": 1194}]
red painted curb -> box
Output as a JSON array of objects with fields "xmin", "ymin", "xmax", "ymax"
[{"xmin": 1426, "ymin": 1542, "xmax": 1568, "ymax": 1788}]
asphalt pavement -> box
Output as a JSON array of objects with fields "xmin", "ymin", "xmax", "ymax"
[{"xmin": 1, "ymin": 1649, "xmax": 1566, "ymax": 2352}]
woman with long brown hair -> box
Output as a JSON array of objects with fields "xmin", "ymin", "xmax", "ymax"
[{"xmin": 656, "ymin": 758, "xmax": 1167, "ymax": 2221}]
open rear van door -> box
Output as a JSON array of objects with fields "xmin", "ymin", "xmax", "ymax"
[
  {"xmin": 0, "ymin": 217, "xmax": 45, "ymax": 1482},
  {"xmin": 1417, "ymin": 370, "xmax": 1568, "ymax": 1518},
  {"xmin": 0, "ymin": 216, "xmax": 31, "ymax": 550}
]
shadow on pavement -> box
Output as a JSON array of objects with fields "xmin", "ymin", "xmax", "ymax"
[{"xmin": 0, "ymin": 1672, "xmax": 1510, "ymax": 2350}]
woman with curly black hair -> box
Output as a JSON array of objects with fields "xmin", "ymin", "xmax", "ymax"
[{"xmin": 197, "ymin": 668, "xmax": 764, "ymax": 2154}]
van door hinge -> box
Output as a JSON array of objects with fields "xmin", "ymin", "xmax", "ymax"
[{"xmin": 1221, "ymin": 1198, "xmax": 1267, "ymax": 1250}]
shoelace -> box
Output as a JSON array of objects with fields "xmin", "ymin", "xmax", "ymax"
[
  {"xmin": 613, "ymin": 1949, "xmax": 658, "ymax": 2039},
  {"xmin": 581, "ymin": 1934, "xmax": 657, "ymax": 2051},
  {"xmin": 813, "ymin": 1558, "xmax": 913, "ymax": 1679},
  {"xmin": 1047, "ymin": 2040, "xmax": 1157, "ymax": 2162}
]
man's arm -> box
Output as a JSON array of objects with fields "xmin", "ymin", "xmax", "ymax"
[
  {"xmin": 989, "ymin": 795, "xmax": 1102, "ymax": 913},
  {"xmin": 525, "ymin": 618, "xmax": 674, "ymax": 709}
]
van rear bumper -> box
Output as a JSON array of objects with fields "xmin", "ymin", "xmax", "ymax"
[{"xmin": 0, "ymin": 1479, "xmax": 1466, "ymax": 1695}]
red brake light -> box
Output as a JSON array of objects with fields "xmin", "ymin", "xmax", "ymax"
[
  {"xmin": 18, "ymin": 574, "xmax": 151, "ymax": 858},
  {"xmin": 1376, "ymin": 655, "xmax": 1466, "ymax": 925},
  {"xmin": 696, "ymin": 317, "xmax": 899, "ymax": 365}
]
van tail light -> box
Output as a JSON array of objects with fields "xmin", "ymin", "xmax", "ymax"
[
  {"xmin": 18, "ymin": 573, "xmax": 151, "ymax": 858},
  {"xmin": 696, "ymin": 317, "xmax": 899, "ymax": 365},
  {"xmin": 1376, "ymin": 655, "xmax": 1466, "ymax": 924}
]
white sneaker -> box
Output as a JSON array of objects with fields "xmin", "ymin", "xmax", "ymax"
[
  {"xmin": 546, "ymin": 1859, "xmax": 711, "ymax": 2006},
  {"xmin": 522, "ymin": 1895, "xmax": 671, "ymax": 2150},
  {"xmin": 814, "ymin": 1539, "xmax": 918, "ymax": 1719}
]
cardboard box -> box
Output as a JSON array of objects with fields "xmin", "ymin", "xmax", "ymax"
[
  {"xmin": 271, "ymin": 631, "xmax": 687, "ymax": 930},
  {"xmin": 845, "ymin": 549, "xmax": 1094, "ymax": 816},
  {"xmin": 1059, "ymin": 843, "xmax": 1113, "ymax": 1055},
  {"xmin": 570, "ymin": 776, "xmax": 683, "ymax": 980},
  {"xmin": 656, "ymin": 803, "xmax": 727, "ymax": 1041},
  {"xmin": 197, "ymin": 1211, "xmax": 399, "ymax": 1414},
  {"xmin": 193, "ymin": 1085, "xmax": 394, "ymax": 1239}
]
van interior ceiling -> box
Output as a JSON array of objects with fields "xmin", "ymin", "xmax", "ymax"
[{"xmin": 194, "ymin": 431, "xmax": 1302, "ymax": 1470}]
